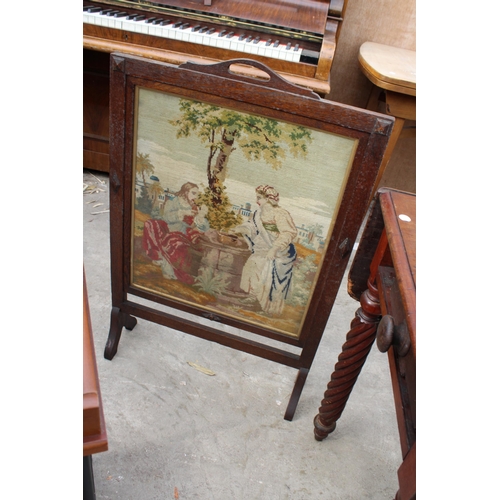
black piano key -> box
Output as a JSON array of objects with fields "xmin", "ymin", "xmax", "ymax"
[
  {"xmin": 265, "ymin": 39, "xmax": 272, "ymax": 46},
  {"xmin": 145, "ymin": 17, "xmax": 158, "ymax": 23},
  {"xmin": 273, "ymin": 40, "xmax": 280, "ymax": 47},
  {"xmin": 159, "ymin": 19, "xmax": 171, "ymax": 26},
  {"xmin": 105, "ymin": 10, "xmax": 120, "ymax": 16},
  {"xmin": 253, "ymin": 37, "xmax": 260, "ymax": 44},
  {"xmin": 192, "ymin": 25, "xmax": 201, "ymax": 31},
  {"xmin": 84, "ymin": 6, "xmax": 101, "ymax": 12},
  {"xmin": 245, "ymin": 36, "xmax": 253, "ymax": 43},
  {"xmin": 206, "ymin": 28, "xmax": 215, "ymax": 35},
  {"xmin": 218, "ymin": 30, "xmax": 227, "ymax": 37},
  {"xmin": 238, "ymin": 34, "xmax": 246, "ymax": 41},
  {"xmin": 226, "ymin": 31, "xmax": 235, "ymax": 38},
  {"xmin": 180, "ymin": 23, "xmax": 190, "ymax": 30},
  {"xmin": 172, "ymin": 21, "xmax": 183, "ymax": 28},
  {"xmin": 100, "ymin": 9, "xmax": 114, "ymax": 15},
  {"xmin": 199, "ymin": 26, "xmax": 209, "ymax": 33},
  {"xmin": 114, "ymin": 12, "xmax": 128, "ymax": 18},
  {"xmin": 299, "ymin": 49, "xmax": 319, "ymax": 64},
  {"xmin": 286, "ymin": 42, "xmax": 291, "ymax": 50},
  {"xmin": 294, "ymin": 43, "xmax": 300, "ymax": 51}
]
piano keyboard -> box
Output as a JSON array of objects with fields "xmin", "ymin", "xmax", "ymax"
[{"xmin": 83, "ymin": 5, "xmax": 319, "ymax": 64}]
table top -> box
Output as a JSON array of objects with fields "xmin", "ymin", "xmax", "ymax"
[
  {"xmin": 379, "ymin": 189, "xmax": 416, "ymax": 351},
  {"xmin": 358, "ymin": 42, "xmax": 416, "ymax": 96}
]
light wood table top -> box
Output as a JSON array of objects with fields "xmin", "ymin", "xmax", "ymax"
[{"xmin": 358, "ymin": 42, "xmax": 416, "ymax": 96}]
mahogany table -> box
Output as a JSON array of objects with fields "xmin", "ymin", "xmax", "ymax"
[
  {"xmin": 84, "ymin": 270, "xmax": 108, "ymax": 500},
  {"xmin": 313, "ymin": 188, "xmax": 416, "ymax": 500}
]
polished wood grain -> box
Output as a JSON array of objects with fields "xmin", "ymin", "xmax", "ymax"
[
  {"xmin": 83, "ymin": 270, "xmax": 108, "ymax": 456},
  {"xmin": 146, "ymin": 0, "xmax": 331, "ymax": 33},
  {"xmin": 359, "ymin": 42, "xmax": 416, "ymax": 96}
]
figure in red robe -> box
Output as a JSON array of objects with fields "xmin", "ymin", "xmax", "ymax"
[{"xmin": 142, "ymin": 182, "xmax": 211, "ymax": 284}]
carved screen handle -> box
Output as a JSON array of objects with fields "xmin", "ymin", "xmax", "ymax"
[{"xmin": 180, "ymin": 58, "xmax": 321, "ymax": 99}]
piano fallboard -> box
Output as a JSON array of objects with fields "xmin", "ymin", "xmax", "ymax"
[{"xmin": 85, "ymin": 0, "xmax": 335, "ymax": 38}]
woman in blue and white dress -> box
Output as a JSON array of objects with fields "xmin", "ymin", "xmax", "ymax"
[{"xmin": 235, "ymin": 185, "xmax": 297, "ymax": 316}]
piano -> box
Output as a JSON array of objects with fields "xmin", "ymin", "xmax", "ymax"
[{"xmin": 83, "ymin": 0, "xmax": 348, "ymax": 172}]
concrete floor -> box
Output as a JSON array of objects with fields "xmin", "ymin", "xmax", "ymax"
[{"xmin": 83, "ymin": 169, "xmax": 401, "ymax": 500}]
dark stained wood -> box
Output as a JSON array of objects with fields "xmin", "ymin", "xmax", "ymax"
[
  {"xmin": 105, "ymin": 54, "xmax": 394, "ymax": 420},
  {"xmin": 83, "ymin": 0, "xmax": 348, "ymax": 171},
  {"xmin": 84, "ymin": 49, "xmax": 111, "ymax": 173},
  {"xmin": 313, "ymin": 236, "xmax": 384, "ymax": 439},
  {"xmin": 313, "ymin": 188, "xmax": 416, "ymax": 500}
]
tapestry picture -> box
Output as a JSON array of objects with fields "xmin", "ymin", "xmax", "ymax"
[{"xmin": 131, "ymin": 87, "xmax": 358, "ymax": 338}]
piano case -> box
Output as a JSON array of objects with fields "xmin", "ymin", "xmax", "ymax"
[
  {"xmin": 105, "ymin": 54, "xmax": 393, "ymax": 420},
  {"xmin": 83, "ymin": 0, "xmax": 349, "ymax": 172}
]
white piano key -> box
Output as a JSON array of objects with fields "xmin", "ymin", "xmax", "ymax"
[
  {"xmin": 96, "ymin": 14, "xmax": 107, "ymax": 27},
  {"xmin": 230, "ymin": 36, "xmax": 247, "ymax": 53},
  {"xmin": 85, "ymin": 12, "xmax": 101, "ymax": 26},
  {"xmin": 180, "ymin": 30, "xmax": 191, "ymax": 41},
  {"xmin": 189, "ymin": 31, "xmax": 204, "ymax": 44},
  {"xmin": 136, "ymin": 20, "xmax": 151, "ymax": 34},
  {"xmin": 214, "ymin": 31, "xmax": 227, "ymax": 48},
  {"xmin": 178, "ymin": 24, "xmax": 192, "ymax": 41},
  {"xmin": 101, "ymin": 12, "xmax": 119, "ymax": 28},
  {"xmin": 113, "ymin": 17, "xmax": 124, "ymax": 30},
  {"xmin": 257, "ymin": 41, "xmax": 269, "ymax": 57},
  {"xmin": 148, "ymin": 22, "xmax": 160, "ymax": 36},
  {"xmin": 264, "ymin": 44, "xmax": 275, "ymax": 58},
  {"xmin": 219, "ymin": 38, "xmax": 232, "ymax": 50},
  {"xmin": 292, "ymin": 46, "xmax": 302, "ymax": 63},
  {"xmin": 198, "ymin": 32, "xmax": 209, "ymax": 45},
  {"xmin": 172, "ymin": 26, "xmax": 184, "ymax": 40},
  {"xmin": 208, "ymin": 33, "xmax": 220, "ymax": 47},
  {"xmin": 229, "ymin": 38, "xmax": 240, "ymax": 51},
  {"xmin": 97, "ymin": 10, "xmax": 116, "ymax": 26},
  {"xmin": 165, "ymin": 24, "xmax": 179, "ymax": 40},
  {"xmin": 152, "ymin": 24, "xmax": 166, "ymax": 37},
  {"xmin": 199, "ymin": 29, "xmax": 215, "ymax": 46},
  {"xmin": 245, "ymin": 39, "xmax": 260, "ymax": 55},
  {"xmin": 121, "ymin": 18, "xmax": 137, "ymax": 32}
]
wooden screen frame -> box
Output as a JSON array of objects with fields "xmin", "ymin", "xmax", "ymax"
[{"xmin": 105, "ymin": 53, "xmax": 394, "ymax": 420}]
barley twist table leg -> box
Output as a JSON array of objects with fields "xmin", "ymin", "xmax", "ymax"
[{"xmin": 314, "ymin": 279, "xmax": 381, "ymax": 441}]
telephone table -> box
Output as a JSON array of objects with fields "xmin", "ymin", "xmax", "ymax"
[{"xmin": 313, "ymin": 188, "xmax": 416, "ymax": 500}]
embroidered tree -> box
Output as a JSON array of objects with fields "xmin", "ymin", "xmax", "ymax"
[
  {"xmin": 147, "ymin": 176, "xmax": 164, "ymax": 216},
  {"xmin": 136, "ymin": 152, "xmax": 154, "ymax": 186},
  {"xmin": 169, "ymin": 100, "xmax": 313, "ymax": 226}
]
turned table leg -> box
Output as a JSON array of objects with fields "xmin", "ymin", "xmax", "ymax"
[{"xmin": 313, "ymin": 278, "xmax": 381, "ymax": 441}]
